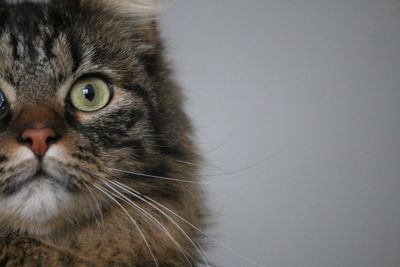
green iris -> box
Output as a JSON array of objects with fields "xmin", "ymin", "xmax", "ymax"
[{"xmin": 69, "ymin": 77, "xmax": 112, "ymax": 112}]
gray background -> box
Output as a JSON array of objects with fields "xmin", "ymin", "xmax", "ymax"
[{"xmin": 160, "ymin": 1, "xmax": 400, "ymax": 266}]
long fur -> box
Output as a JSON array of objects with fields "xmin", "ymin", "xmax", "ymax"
[{"xmin": 0, "ymin": 0, "xmax": 207, "ymax": 266}]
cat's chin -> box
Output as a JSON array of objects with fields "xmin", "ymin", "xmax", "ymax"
[{"xmin": 0, "ymin": 177, "xmax": 78, "ymax": 236}]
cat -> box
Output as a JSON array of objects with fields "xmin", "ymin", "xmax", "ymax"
[{"xmin": 0, "ymin": 0, "xmax": 207, "ymax": 266}]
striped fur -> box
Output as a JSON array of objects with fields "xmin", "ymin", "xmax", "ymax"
[{"xmin": 0, "ymin": 0, "xmax": 207, "ymax": 266}]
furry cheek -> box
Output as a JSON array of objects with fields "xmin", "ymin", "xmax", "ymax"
[{"xmin": 0, "ymin": 146, "xmax": 38, "ymax": 184}]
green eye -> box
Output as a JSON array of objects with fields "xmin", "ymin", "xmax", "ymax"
[{"xmin": 69, "ymin": 77, "xmax": 112, "ymax": 112}]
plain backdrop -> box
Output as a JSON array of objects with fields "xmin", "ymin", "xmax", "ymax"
[{"xmin": 160, "ymin": 1, "xmax": 400, "ymax": 266}]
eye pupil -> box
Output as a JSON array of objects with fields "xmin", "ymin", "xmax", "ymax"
[{"xmin": 83, "ymin": 84, "xmax": 96, "ymax": 101}]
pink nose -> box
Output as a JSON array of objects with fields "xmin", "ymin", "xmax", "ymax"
[{"xmin": 21, "ymin": 128, "xmax": 56, "ymax": 157}]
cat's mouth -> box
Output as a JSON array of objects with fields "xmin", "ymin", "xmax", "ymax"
[
  {"xmin": 32, "ymin": 169, "xmax": 45, "ymax": 178},
  {"xmin": 2, "ymin": 168, "xmax": 61, "ymax": 196},
  {"xmin": 26, "ymin": 168, "xmax": 51, "ymax": 180},
  {"xmin": 29, "ymin": 169, "xmax": 50, "ymax": 182}
]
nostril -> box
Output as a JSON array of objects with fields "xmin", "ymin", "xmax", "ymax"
[
  {"xmin": 20, "ymin": 136, "xmax": 33, "ymax": 146},
  {"xmin": 47, "ymin": 135, "xmax": 56, "ymax": 144},
  {"xmin": 20, "ymin": 128, "xmax": 58, "ymax": 157}
]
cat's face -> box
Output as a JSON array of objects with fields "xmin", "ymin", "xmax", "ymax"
[{"xmin": 0, "ymin": 0, "xmax": 194, "ymax": 236}]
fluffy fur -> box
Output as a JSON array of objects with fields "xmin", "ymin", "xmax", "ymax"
[{"xmin": 0, "ymin": 0, "xmax": 207, "ymax": 266}]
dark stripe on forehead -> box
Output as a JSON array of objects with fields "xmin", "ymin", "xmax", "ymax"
[
  {"xmin": 44, "ymin": 29, "xmax": 59, "ymax": 58},
  {"xmin": 0, "ymin": 5, "xmax": 8, "ymax": 28},
  {"xmin": 68, "ymin": 37, "xmax": 82, "ymax": 73},
  {"xmin": 46, "ymin": 7, "xmax": 82, "ymax": 75},
  {"xmin": 10, "ymin": 3, "xmax": 44, "ymax": 59},
  {"xmin": 9, "ymin": 33, "xmax": 19, "ymax": 60}
]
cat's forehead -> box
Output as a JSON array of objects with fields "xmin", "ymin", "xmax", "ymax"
[
  {"xmin": 0, "ymin": 7, "xmax": 71, "ymax": 99},
  {"xmin": 0, "ymin": 5, "xmax": 114, "ymax": 99},
  {"xmin": 0, "ymin": 0, "xmax": 155, "ymax": 102}
]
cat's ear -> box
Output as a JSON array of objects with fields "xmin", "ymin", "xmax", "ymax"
[
  {"xmin": 82, "ymin": 0, "xmax": 159, "ymax": 16},
  {"xmin": 117, "ymin": 0, "xmax": 161, "ymax": 44},
  {"xmin": 81, "ymin": 0, "xmax": 161, "ymax": 44}
]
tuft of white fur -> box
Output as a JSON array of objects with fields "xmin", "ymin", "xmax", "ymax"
[
  {"xmin": 0, "ymin": 146, "xmax": 70, "ymax": 226},
  {"xmin": 98, "ymin": 0, "xmax": 162, "ymax": 19},
  {"xmin": 11, "ymin": 146, "xmax": 36, "ymax": 165},
  {"xmin": 44, "ymin": 145, "xmax": 66, "ymax": 160},
  {"xmin": 124, "ymin": 0, "xmax": 161, "ymax": 14},
  {"xmin": 1, "ymin": 178, "xmax": 71, "ymax": 224}
]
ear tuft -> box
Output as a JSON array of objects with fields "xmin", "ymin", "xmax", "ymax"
[
  {"xmin": 124, "ymin": 0, "xmax": 161, "ymax": 17},
  {"xmin": 81, "ymin": 0, "xmax": 162, "ymax": 19},
  {"xmin": 82, "ymin": 0, "xmax": 162, "ymax": 44}
]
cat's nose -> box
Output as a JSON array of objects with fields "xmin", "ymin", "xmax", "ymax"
[{"xmin": 21, "ymin": 128, "xmax": 57, "ymax": 157}]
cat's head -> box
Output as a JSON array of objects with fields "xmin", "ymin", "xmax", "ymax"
[{"xmin": 0, "ymin": 0, "xmax": 198, "ymax": 236}]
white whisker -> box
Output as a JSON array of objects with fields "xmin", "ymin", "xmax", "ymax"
[
  {"xmin": 204, "ymin": 128, "xmax": 237, "ymax": 155},
  {"xmin": 110, "ymin": 180, "xmax": 265, "ymax": 267},
  {"xmin": 80, "ymin": 165, "xmax": 264, "ymax": 265},
  {"xmin": 107, "ymin": 167, "xmax": 263, "ymax": 186},
  {"xmin": 174, "ymin": 159, "xmax": 223, "ymax": 172},
  {"xmin": 203, "ymin": 154, "xmax": 277, "ymax": 177},
  {"xmin": 99, "ymin": 181, "xmax": 193, "ymax": 267},
  {"xmin": 105, "ymin": 179, "xmax": 209, "ymax": 267},
  {"xmin": 93, "ymin": 184, "xmax": 159, "ymax": 267},
  {"xmin": 83, "ymin": 183, "xmax": 105, "ymax": 228}
]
